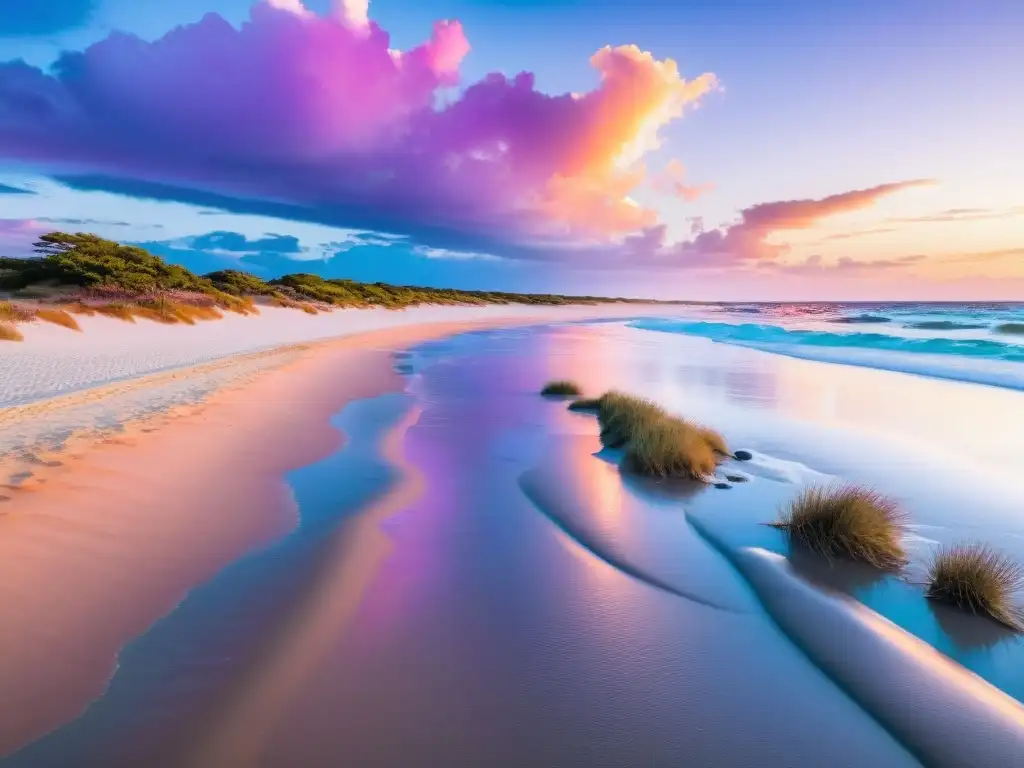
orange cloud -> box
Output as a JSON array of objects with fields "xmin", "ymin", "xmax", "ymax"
[
  {"xmin": 538, "ymin": 45, "xmax": 717, "ymax": 237},
  {"xmin": 651, "ymin": 159, "xmax": 714, "ymax": 201},
  {"xmin": 741, "ymin": 180, "xmax": 936, "ymax": 231},
  {"xmin": 616, "ymin": 179, "xmax": 934, "ymax": 268}
]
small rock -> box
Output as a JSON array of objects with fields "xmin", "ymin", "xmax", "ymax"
[
  {"xmin": 714, "ymin": 483, "xmax": 732, "ymax": 490},
  {"xmin": 725, "ymin": 474, "xmax": 748, "ymax": 483},
  {"xmin": 733, "ymin": 450, "xmax": 753, "ymax": 461}
]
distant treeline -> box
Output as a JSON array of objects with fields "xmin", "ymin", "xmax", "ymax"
[{"xmin": 0, "ymin": 232, "xmax": 654, "ymax": 310}]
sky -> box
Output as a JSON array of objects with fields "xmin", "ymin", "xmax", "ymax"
[{"xmin": 0, "ymin": 0, "xmax": 1022, "ymax": 300}]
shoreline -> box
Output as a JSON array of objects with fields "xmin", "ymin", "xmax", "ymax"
[
  {"xmin": 0, "ymin": 315, "xmax": 572, "ymax": 757},
  {"xmin": 0, "ymin": 303, "xmax": 680, "ymax": 408},
  {"xmin": 2, "ymin": 312, "xmax": 1023, "ymax": 764}
]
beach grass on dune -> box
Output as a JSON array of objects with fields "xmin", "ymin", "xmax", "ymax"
[
  {"xmin": 0, "ymin": 321, "xmax": 23, "ymax": 342},
  {"xmin": 0, "ymin": 232, "xmax": 663, "ymax": 329},
  {"xmin": 772, "ymin": 484, "xmax": 907, "ymax": 569},
  {"xmin": 541, "ymin": 380, "xmax": 582, "ymax": 396},
  {"xmin": 568, "ymin": 397, "xmax": 604, "ymax": 411},
  {"xmin": 35, "ymin": 308, "xmax": 81, "ymax": 331},
  {"xmin": 91, "ymin": 302, "xmax": 137, "ymax": 322},
  {"xmin": 926, "ymin": 543, "xmax": 1024, "ymax": 630},
  {"xmin": 0, "ymin": 300, "xmax": 34, "ymax": 323}
]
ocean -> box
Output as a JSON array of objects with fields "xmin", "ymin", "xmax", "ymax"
[{"xmin": 631, "ymin": 302, "xmax": 1024, "ymax": 391}]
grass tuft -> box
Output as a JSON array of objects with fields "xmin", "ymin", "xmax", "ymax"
[
  {"xmin": 541, "ymin": 380, "xmax": 582, "ymax": 396},
  {"xmin": 0, "ymin": 322, "xmax": 23, "ymax": 342},
  {"xmin": 622, "ymin": 418, "xmax": 719, "ymax": 480},
  {"xmin": 771, "ymin": 484, "xmax": 907, "ymax": 568},
  {"xmin": 582, "ymin": 390, "xmax": 730, "ymax": 481},
  {"xmin": 926, "ymin": 543, "xmax": 1024, "ymax": 630},
  {"xmin": 568, "ymin": 397, "xmax": 604, "ymax": 411},
  {"xmin": 596, "ymin": 391, "xmax": 666, "ymax": 448},
  {"xmin": 35, "ymin": 308, "xmax": 81, "ymax": 331},
  {"xmin": 0, "ymin": 300, "xmax": 35, "ymax": 323},
  {"xmin": 696, "ymin": 424, "xmax": 730, "ymax": 456},
  {"xmin": 92, "ymin": 302, "xmax": 137, "ymax": 322}
]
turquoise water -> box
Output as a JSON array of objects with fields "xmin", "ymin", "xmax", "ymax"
[{"xmin": 631, "ymin": 302, "xmax": 1024, "ymax": 390}]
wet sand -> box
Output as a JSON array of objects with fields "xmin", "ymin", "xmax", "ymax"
[
  {"xmin": 0, "ymin": 318, "xmax": 580, "ymax": 758},
  {"xmin": 3, "ymin": 318, "xmax": 1024, "ymax": 766}
]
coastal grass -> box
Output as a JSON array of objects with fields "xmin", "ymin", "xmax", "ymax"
[
  {"xmin": 926, "ymin": 543, "xmax": 1024, "ymax": 630},
  {"xmin": 622, "ymin": 417, "xmax": 719, "ymax": 480},
  {"xmin": 541, "ymin": 380, "xmax": 582, "ymax": 396},
  {"xmin": 771, "ymin": 484, "xmax": 907, "ymax": 569},
  {"xmin": 578, "ymin": 390, "xmax": 730, "ymax": 481},
  {"xmin": 596, "ymin": 392, "xmax": 666, "ymax": 448},
  {"xmin": 568, "ymin": 397, "xmax": 604, "ymax": 411},
  {"xmin": 1, "ymin": 230, "xmax": 692, "ymax": 331},
  {"xmin": 35, "ymin": 308, "xmax": 81, "ymax": 331},
  {"xmin": 0, "ymin": 300, "xmax": 34, "ymax": 323},
  {"xmin": 0, "ymin": 322, "xmax": 23, "ymax": 342},
  {"xmin": 91, "ymin": 302, "xmax": 137, "ymax": 322}
]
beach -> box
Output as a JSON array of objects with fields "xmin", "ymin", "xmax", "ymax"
[{"xmin": 2, "ymin": 304, "xmax": 1024, "ymax": 766}]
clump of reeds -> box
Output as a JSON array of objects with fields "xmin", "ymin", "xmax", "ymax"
[
  {"xmin": 771, "ymin": 484, "xmax": 907, "ymax": 569},
  {"xmin": 595, "ymin": 391, "xmax": 666, "ymax": 448},
  {"xmin": 570, "ymin": 390, "xmax": 729, "ymax": 481},
  {"xmin": 541, "ymin": 380, "xmax": 582, "ymax": 396},
  {"xmin": 0, "ymin": 322, "xmax": 23, "ymax": 342},
  {"xmin": 926, "ymin": 543, "xmax": 1024, "ymax": 630},
  {"xmin": 35, "ymin": 308, "xmax": 81, "ymax": 331},
  {"xmin": 621, "ymin": 417, "xmax": 719, "ymax": 480}
]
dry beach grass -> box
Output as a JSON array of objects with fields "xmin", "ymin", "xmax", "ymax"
[
  {"xmin": 926, "ymin": 543, "xmax": 1024, "ymax": 630},
  {"xmin": 563, "ymin": 390, "xmax": 730, "ymax": 481},
  {"xmin": 772, "ymin": 484, "xmax": 907, "ymax": 569}
]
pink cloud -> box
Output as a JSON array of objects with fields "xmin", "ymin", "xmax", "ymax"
[
  {"xmin": 0, "ymin": 0, "xmax": 717, "ymax": 261},
  {"xmin": 615, "ymin": 179, "xmax": 934, "ymax": 268},
  {"xmin": 651, "ymin": 159, "xmax": 714, "ymax": 201}
]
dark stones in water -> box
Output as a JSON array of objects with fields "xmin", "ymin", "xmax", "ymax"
[
  {"xmin": 725, "ymin": 474, "xmax": 749, "ymax": 483},
  {"xmin": 829, "ymin": 314, "xmax": 891, "ymax": 324},
  {"xmin": 733, "ymin": 450, "xmax": 753, "ymax": 461},
  {"xmin": 714, "ymin": 483, "xmax": 732, "ymax": 490}
]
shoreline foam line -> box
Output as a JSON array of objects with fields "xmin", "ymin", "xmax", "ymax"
[
  {"xmin": 688, "ymin": 515, "xmax": 1024, "ymax": 768},
  {"xmin": 630, "ymin": 319, "xmax": 1024, "ymax": 392}
]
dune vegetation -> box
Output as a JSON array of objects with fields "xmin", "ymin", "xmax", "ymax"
[
  {"xmin": 0, "ymin": 231, "xmax": 660, "ymax": 339},
  {"xmin": 926, "ymin": 543, "xmax": 1024, "ymax": 630},
  {"xmin": 0, "ymin": 322, "xmax": 23, "ymax": 342},
  {"xmin": 568, "ymin": 390, "xmax": 731, "ymax": 481},
  {"xmin": 34, "ymin": 308, "xmax": 81, "ymax": 331},
  {"xmin": 540, "ymin": 380, "xmax": 582, "ymax": 396},
  {"xmin": 771, "ymin": 484, "xmax": 907, "ymax": 569}
]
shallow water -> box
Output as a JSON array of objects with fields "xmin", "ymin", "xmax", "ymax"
[
  {"xmin": 632, "ymin": 301, "xmax": 1024, "ymax": 390},
  {"xmin": 6, "ymin": 319, "xmax": 1024, "ymax": 765}
]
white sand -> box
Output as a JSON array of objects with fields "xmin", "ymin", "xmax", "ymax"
[{"xmin": 0, "ymin": 303, "xmax": 677, "ymax": 408}]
